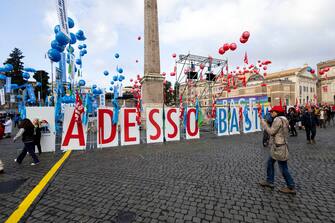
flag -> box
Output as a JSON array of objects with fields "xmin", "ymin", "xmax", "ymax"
[
  {"xmin": 244, "ymin": 52, "xmax": 248, "ymax": 64},
  {"xmin": 74, "ymin": 91, "xmax": 84, "ymax": 122}
]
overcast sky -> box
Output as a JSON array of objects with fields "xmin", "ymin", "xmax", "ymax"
[{"xmin": 0, "ymin": 0, "xmax": 334, "ymax": 89}]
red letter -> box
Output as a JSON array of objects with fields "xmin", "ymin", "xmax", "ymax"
[
  {"xmin": 149, "ymin": 109, "xmax": 161, "ymax": 140},
  {"xmin": 98, "ymin": 109, "xmax": 117, "ymax": 144},
  {"xmin": 187, "ymin": 108, "xmax": 199, "ymax": 137},
  {"xmin": 124, "ymin": 108, "xmax": 137, "ymax": 142},
  {"xmin": 62, "ymin": 112, "xmax": 85, "ymax": 146},
  {"xmin": 167, "ymin": 108, "xmax": 178, "ymax": 139}
]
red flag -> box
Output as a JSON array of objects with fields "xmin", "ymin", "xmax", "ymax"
[
  {"xmin": 74, "ymin": 91, "xmax": 84, "ymax": 122},
  {"xmin": 244, "ymin": 52, "xmax": 248, "ymax": 64}
]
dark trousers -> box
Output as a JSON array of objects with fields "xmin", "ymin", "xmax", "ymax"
[
  {"xmin": 266, "ymin": 157, "xmax": 295, "ymax": 189},
  {"xmin": 305, "ymin": 126, "xmax": 316, "ymax": 141},
  {"xmin": 35, "ymin": 139, "xmax": 42, "ymax": 154},
  {"xmin": 16, "ymin": 142, "xmax": 39, "ymax": 164},
  {"xmin": 289, "ymin": 123, "xmax": 297, "ymax": 136}
]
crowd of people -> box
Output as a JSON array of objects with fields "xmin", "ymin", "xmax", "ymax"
[{"xmin": 0, "ymin": 116, "xmax": 43, "ymax": 174}]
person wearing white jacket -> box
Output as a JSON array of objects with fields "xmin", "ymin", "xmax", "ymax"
[
  {"xmin": 4, "ymin": 116, "xmax": 12, "ymax": 138},
  {"xmin": 0, "ymin": 159, "xmax": 4, "ymax": 173}
]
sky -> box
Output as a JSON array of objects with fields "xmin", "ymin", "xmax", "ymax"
[{"xmin": 0, "ymin": 0, "xmax": 335, "ymax": 90}]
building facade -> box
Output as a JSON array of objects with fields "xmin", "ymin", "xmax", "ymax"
[{"xmin": 317, "ymin": 59, "xmax": 335, "ymax": 104}]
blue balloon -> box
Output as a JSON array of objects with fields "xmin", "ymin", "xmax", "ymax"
[
  {"xmin": 68, "ymin": 17, "xmax": 75, "ymax": 29},
  {"xmin": 117, "ymin": 67, "xmax": 123, "ymax": 74},
  {"xmin": 307, "ymin": 66, "xmax": 312, "ymax": 72},
  {"xmin": 36, "ymin": 82, "xmax": 42, "ymax": 87},
  {"xmin": 0, "ymin": 67, "xmax": 5, "ymax": 72},
  {"xmin": 80, "ymin": 51, "xmax": 85, "ymax": 57},
  {"xmin": 78, "ymin": 45, "xmax": 83, "ymax": 50},
  {"xmin": 114, "ymin": 53, "xmax": 120, "ymax": 59},
  {"xmin": 92, "ymin": 84, "xmax": 97, "ymax": 89},
  {"xmin": 78, "ymin": 79, "xmax": 86, "ymax": 86},
  {"xmin": 4, "ymin": 64, "xmax": 13, "ymax": 72},
  {"xmin": 48, "ymin": 48, "xmax": 61, "ymax": 62},
  {"xmin": 113, "ymin": 75, "xmax": 118, "ymax": 81},
  {"xmin": 66, "ymin": 58, "xmax": 70, "ymax": 64},
  {"xmin": 75, "ymin": 66, "xmax": 78, "ymax": 72},
  {"xmin": 110, "ymin": 81, "xmax": 114, "ymax": 85},
  {"xmin": 76, "ymin": 30, "xmax": 86, "ymax": 41},
  {"xmin": 118, "ymin": 76, "xmax": 123, "ymax": 82},
  {"xmin": 0, "ymin": 74, "xmax": 6, "ymax": 80},
  {"xmin": 16, "ymin": 95, "xmax": 22, "ymax": 99},
  {"xmin": 56, "ymin": 32, "xmax": 70, "ymax": 45},
  {"xmin": 109, "ymin": 87, "xmax": 113, "ymax": 91},
  {"xmin": 76, "ymin": 59, "xmax": 82, "ymax": 65},
  {"xmin": 77, "ymin": 30, "xmax": 84, "ymax": 36},
  {"xmin": 69, "ymin": 33, "xmax": 77, "ymax": 44},
  {"xmin": 82, "ymin": 44, "xmax": 87, "ymax": 48},
  {"xmin": 82, "ymin": 49, "xmax": 87, "ymax": 54},
  {"xmin": 51, "ymin": 39, "xmax": 65, "ymax": 52},
  {"xmin": 103, "ymin": 70, "xmax": 109, "ymax": 76},
  {"xmin": 22, "ymin": 72, "xmax": 30, "ymax": 79},
  {"xmin": 54, "ymin": 25, "xmax": 61, "ymax": 34}
]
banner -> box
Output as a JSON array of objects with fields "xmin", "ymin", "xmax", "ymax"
[
  {"xmin": 185, "ymin": 107, "xmax": 200, "ymax": 140},
  {"xmin": 5, "ymin": 77, "xmax": 11, "ymax": 93},
  {"xmin": 61, "ymin": 105, "xmax": 87, "ymax": 150},
  {"xmin": 165, "ymin": 108, "xmax": 180, "ymax": 142},
  {"xmin": 120, "ymin": 108, "xmax": 140, "ymax": 146},
  {"xmin": 229, "ymin": 107, "xmax": 240, "ymax": 135},
  {"xmin": 217, "ymin": 95, "xmax": 268, "ymax": 106},
  {"xmin": 0, "ymin": 88, "xmax": 5, "ymax": 105},
  {"xmin": 26, "ymin": 107, "xmax": 56, "ymax": 152},
  {"xmin": 97, "ymin": 108, "xmax": 118, "ymax": 148},
  {"xmin": 55, "ymin": 0, "xmax": 70, "ymax": 38},
  {"xmin": 242, "ymin": 106, "xmax": 254, "ymax": 133},
  {"xmin": 217, "ymin": 107, "xmax": 229, "ymax": 136}
]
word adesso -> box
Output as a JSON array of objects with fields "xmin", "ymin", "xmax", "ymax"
[{"xmin": 61, "ymin": 106, "xmax": 270, "ymax": 150}]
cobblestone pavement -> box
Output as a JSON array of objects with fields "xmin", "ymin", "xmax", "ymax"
[{"xmin": 1, "ymin": 126, "xmax": 335, "ymax": 223}]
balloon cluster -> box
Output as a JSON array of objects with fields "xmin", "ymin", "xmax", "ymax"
[
  {"xmin": 319, "ymin": 67, "xmax": 330, "ymax": 75},
  {"xmin": 218, "ymin": 31, "xmax": 250, "ymax": 55}
]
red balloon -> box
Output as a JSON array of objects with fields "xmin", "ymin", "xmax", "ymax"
[
  {"xmin": 170, "ymin": 72, "xmax": 176, "ymax": 76},
  {"xmin": 172, "ymin": 53, "xmax": 177, "ymax": 58},
  {"xmin": 310, "ymin": 69, "xmax": 315, "ymax": 74},
  {"xmin": 240, "ymin": 37, "xmax": 248, "ymax": 44},
  {"xmin": 218, "ymin": 47, "xmax": 225, "ymax": 55},
  {"xmin": 261, "ymin": 83, "xmax": 267, "ymax": 87},
  {"xmin": 263, "ymin": 66, "xmax": 267, "ymax": 71},
  {"xmin": 162, "ymin": 72, "xmax": 166, "ymax": 76},
  {"xmin": 137, "ymin": 36, "xmax": 141, "ymax": 40},
  {"xmin": 163, "ymin": 80, "xmax": 167, "ymax": 84},
  {"xmin": 258, "ymin": 60, "xmax": 261, "ymax": 64},
  {"xmin": 324, "ymin": 67, "xmax": 330, "ymax": 72},
  {"xmin": 208, "ymin": 55, "xmax": 213, "ymax": 60},
  {"xmin": 319, "ymin": 70, "xmax": 324, "ymax": 75},
  {"xmin": 263, "ymin": 73, "xmax": 267, "ymax": 77},
  {"xmin": 229, "ymin": 43, "xmax": 237, "ymax": 51},
  {"xmin": 200, "ymin": 64, "xmax": 205, "ymax": 69},
  {"xmin": 130, "ymin": 78, "xmax": 133, "ymax": 82},
  {"xmin": 223, "ymin": 43, "xmax": 230, "ymax": 51},
  {"xmin": 242, "ymin": 31, "xmax": 250, "ymax": 39},
  {"xmin": 236, "ymin": 66, "xmax": 240, "ymax": 70}
]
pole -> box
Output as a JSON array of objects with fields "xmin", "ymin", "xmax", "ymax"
[{"xmin": 50, "ymin": 61, "xmax": 54, "ymax": 98}]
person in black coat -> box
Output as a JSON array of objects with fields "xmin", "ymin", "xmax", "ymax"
[
  {"xmin": 33, "ymin": 119, "xmax": 42, "ymax": 155},
  {"xmin": 301, "ymin": 106, "xmax": 319, "ymax": 144},
  {"xmin": 287, "ymin": 108, "xmax": 298, "ymax": 136},
  {"xmin": 13, "ymin": 119, "xmax": 40, "ymax": 165}
]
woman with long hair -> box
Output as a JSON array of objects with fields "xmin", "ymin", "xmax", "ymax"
[
  {"xmin": 33, "ymin": 119, "xmax": 42, "ymax": 155},
  {"xmin": 13, "ymin": 118, "xmax": 40, "ymax": 165}
]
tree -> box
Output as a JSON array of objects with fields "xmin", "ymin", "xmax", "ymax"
[
  {"xmin": 3, "ymin": 48, "xmax": 25, "ymax": 85},
  {"xmin": 164, "ymin": 80, "xmax": 174, "ymax": 105},
  {"xmin": 33, "ymin": 70, "xmax": 50, "ymax": 101}
]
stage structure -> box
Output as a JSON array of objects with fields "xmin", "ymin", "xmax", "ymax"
[{"xmin": 175, "ymin": 54, "xmax": 228, "ymax": 112}]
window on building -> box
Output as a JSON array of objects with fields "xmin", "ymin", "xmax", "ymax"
[
  {"xmin": 299, "ymin": 86, "xmax": 302, "ymax": 95},
  {"xmin": 310, "ymin": 87, "xmax": 313, "ymax": 93}
]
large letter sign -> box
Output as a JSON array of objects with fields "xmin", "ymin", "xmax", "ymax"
[
  {"xmin": 121, "ymin": 108, "xmax": 140, "ymax": 146},
  {"xmin": 62, "ymin": 106, "xmax": 87, "ymax": 151},
  {"xmin": 146, "ymin": 108, "xmax": 163, "ymax": 143},
  {"xmin": 217, "ymin": 107, "xmax": 229, "ymax": 136},
  {"xmin": 229, "ymin": 107, "xmax": 240, "ymax": 135},
  {"xmin": 243, "ymin": 106, "xmax": 254, "ymax": 133},
  {"xmin": 252, "ymin": 106, "xmax": 262, "ymax": 132},
  {"xmin": 165, "ymin": 108, "xmax": 180, "ymax": 141},
  {"xmin": 97, "ymin": 108, "xmax": 118, "ymax": 148},
  {"xmin": 186, "ymin": 108, "xmax": 199, "ymax": 139}
]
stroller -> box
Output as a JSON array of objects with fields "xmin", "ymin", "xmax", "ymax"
[{"xmin": 262, "ymin": 113, "xmax": 273, "ymax": 147}]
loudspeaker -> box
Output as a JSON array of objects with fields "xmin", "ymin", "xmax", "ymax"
[
  {"xmin": 187, "ymin": 71, "xmax": 198, "ymax": 80},
  {"xmin": 206, "ymin": 72, "xmax": 216, "ymax": 81}
]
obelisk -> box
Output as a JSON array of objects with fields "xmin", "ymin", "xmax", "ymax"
[{"xmin": 141, "ymin": 0, "xmax": 164, "ymax": 110}]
